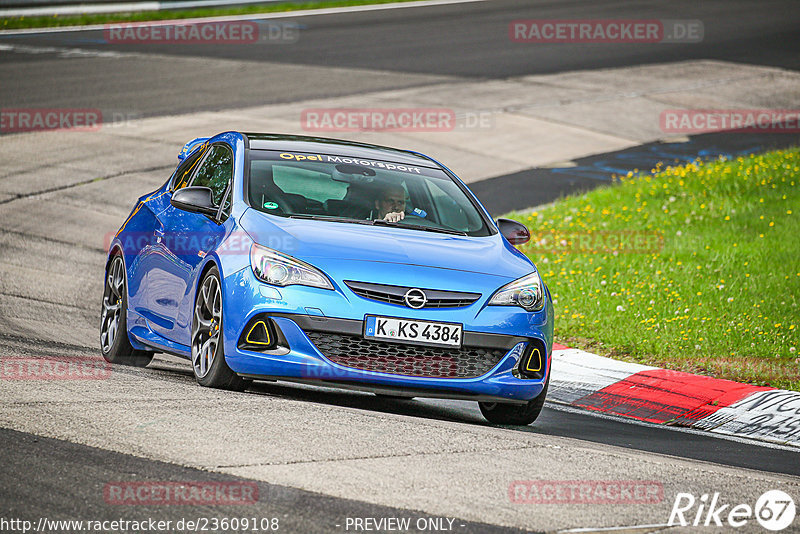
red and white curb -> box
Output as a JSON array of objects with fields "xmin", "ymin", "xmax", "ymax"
[{"xmin": 549, "ymin": 344, "xmax": 800, "ymax": 448}]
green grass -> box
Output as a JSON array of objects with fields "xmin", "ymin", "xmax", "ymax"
[
  {"xmin": 1, "ymin": 0, "xmax": 418, "ymax": 30},
  {"xmin": 509, "ymin": 148, "xmax": 800, "ymax": 391}
]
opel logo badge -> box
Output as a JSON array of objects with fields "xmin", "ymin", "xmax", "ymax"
[{"xmin": 404, "ymin": 288, "xmax": 427, "ymax": 309}]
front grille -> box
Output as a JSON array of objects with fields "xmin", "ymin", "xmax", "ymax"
[
  {"xmin": 344, "ymin": 281, "xmax": 481, "ymax": 309},
  {"xmin": 305, "ymin": 331, "xmax": 506, "ymax": 378}
]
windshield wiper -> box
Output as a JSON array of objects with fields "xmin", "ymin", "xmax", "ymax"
[
  {"xmin": 372, "ymin": 219, "xmax": 467, "ymax": 236},
  {"xmin": 288, "ymin": 214, "xmax": 375, "ymax": 225},
  {"xmin": 402, "ymin": 224, "xmax": 467, "ymax": 236}
]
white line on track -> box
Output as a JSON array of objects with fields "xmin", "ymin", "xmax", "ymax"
[
  {"xmin": 0, "ymin": 0, "xmax": 487, "ymax": 36},
  {"xmin": 0, "ymin": 43, "xmax": 136, "ymax": 58},
  {"xmin": 1, "ymin": 0, "xmax": 285, "ymax": 18},
  {"xmin": 558, "ymin": 524, "xmax": 671, "ymax": 533}
]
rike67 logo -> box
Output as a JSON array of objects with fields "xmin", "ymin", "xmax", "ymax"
[{"xmin": 669, "ymin": 490, "xmax": 796, "ymax": 531}]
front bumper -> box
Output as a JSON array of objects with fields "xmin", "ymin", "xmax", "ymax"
[{"xmin": 221, "ymin": 266, "xmax": 553, "ymax": 403}]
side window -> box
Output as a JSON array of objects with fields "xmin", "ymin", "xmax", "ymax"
[
  {"xmin": 171, "ymin": 146, "xmax": 207, "ymax": 191},
  {"xmin": 191, "ymin": 145, "xmax": 233, "ymax": 206}
]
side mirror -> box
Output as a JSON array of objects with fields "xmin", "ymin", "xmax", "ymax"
[
  {"xmin": 497, "ymin": 218, "xmax": 530, "ymax": 245},
  {"xmin": 171, "ymin": 187, "xmax": 218, "ymax": 217}
]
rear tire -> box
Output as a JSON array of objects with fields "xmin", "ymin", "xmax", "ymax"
[
  {"xmin": 191, "ymin": 266, "xmax": 247, "ymax": 391},
  {"xmin": 479, "ymin": 378, "xmax": 548, "ymax": 425},
  {"xmin": 100, "ymin": 253, "xmax": 153, "ymax": 367}
]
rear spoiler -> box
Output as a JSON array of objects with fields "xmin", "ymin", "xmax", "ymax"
[{"xmin": 177, "ymin": 137, "xmax": 210, "ymax": 161}]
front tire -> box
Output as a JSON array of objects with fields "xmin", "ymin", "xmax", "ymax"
[
  {"xmin": 479, "ymin": 378, "xmax": 548, "ymax": 425},
  {"xmin": 191, "ymin": 266, "xmax": 247, "ymax": 391},
  {"xmin": 100, "ymin": 253, "xmax": 153, "ymax": 367}
]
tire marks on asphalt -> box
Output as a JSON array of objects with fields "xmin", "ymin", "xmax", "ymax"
[{"xmin": 0, "ymin": 164, "xmax": 173, "ymax": 205}]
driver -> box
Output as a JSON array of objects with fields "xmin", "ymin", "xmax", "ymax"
[{"xmin": 373, "ymin": 183, "xmax": 407, "ymax": 223}]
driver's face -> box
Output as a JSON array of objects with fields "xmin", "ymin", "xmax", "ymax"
[{"xmin": 377, "ymin": 192, "xmax": 406, "ymax": 214}]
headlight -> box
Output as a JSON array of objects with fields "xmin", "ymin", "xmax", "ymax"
[
  {"xmin": 488, "ymin": 272, "xmax": 545, "ymax": 312},
  {"xmin": 250, "ymin": 244, "xmax": 333, "ymax": 290}
]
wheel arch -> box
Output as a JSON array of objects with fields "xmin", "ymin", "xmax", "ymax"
[
  {"xmin": 104, "ymin": 243, "xmax": 129, "ymax": 297},
  {"xmin": 105, "ymin": 243, "xmax": 124, "ymax": 270},
  {"xmin": 193, "ymin": 256, "xmax": 222, "ymax": 305}
]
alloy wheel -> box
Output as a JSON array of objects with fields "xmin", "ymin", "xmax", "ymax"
[
  {"xmin": 192, "ymin": 274, "xmax": 222, "ymax": 378},
  {"xmin": 100, "ymin": 255, "xmax": 125, "ymax": 353}
]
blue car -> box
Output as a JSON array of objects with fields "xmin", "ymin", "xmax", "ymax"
[{"xmin": 101, "ymin": 132, "xmax": 554, "ymax": 425}]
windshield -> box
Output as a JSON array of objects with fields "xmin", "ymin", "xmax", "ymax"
[{"xmin": 246, "ymin": 150, "xmax": 492, "ymax": 236}]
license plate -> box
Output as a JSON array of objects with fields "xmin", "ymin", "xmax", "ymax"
[{"xmin": 364, "ymin": 316, "xmax": 462, "ymax": 348}]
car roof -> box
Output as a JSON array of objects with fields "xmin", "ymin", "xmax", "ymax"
[{"xmin": 242, "ymin": 133, "xmax": 438, "ymax": 168}]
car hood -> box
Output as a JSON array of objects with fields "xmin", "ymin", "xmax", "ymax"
[{"xmin": 239, "ymin": 208, "xmax": 534, "ymax": 280}]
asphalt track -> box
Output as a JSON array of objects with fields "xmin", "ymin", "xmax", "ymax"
[
  {"xmin": 0, "ymin": 427, "xmax": 528, "ymax": 534},
  {"xmin": 1, "ymin": 0, "xmax": 800, "ymax": 117},
  {"xmin": 1, "ymin": 0, "xmax": 800, "ymax": 532}
]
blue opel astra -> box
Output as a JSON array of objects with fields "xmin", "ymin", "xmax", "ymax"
[{"xmin": 101, "ymin": 132, "xmax": 554, "ymax": 425}]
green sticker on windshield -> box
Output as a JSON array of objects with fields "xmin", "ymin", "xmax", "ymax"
[{"xmin": 263, "ymin": 202, "xmax": 278, "ymax": 210}]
